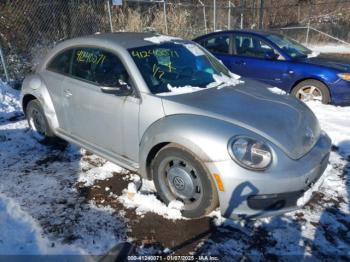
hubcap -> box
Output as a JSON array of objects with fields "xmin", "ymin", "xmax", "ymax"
[
  {"xmin": 296, "ymin": 86, "xmax": 323, "ymax": 102},
  {"xmin": 158, "ymin": 157, "xmax": 203, "ymax": 210},
  {"xmin": 167, "ymin": 166, "xmax": 195, "ymax": 199}
]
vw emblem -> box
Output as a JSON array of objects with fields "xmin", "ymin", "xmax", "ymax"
[{"xmin": 173, "ymin": 176, "xmax": 185, "ymax": 190}]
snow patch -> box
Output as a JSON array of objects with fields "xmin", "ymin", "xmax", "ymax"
[
  {"xmin": 184, "ymin": 43, "xmax": 205, "ymax": 56},
  {"xmin": 158, "ymin": 72, "xmax": 242, "ymax": 96},
  {"xmin": 78, "ymin": 161, "xmax": 125, "ymax": 186},
  {"xmin": 306, "ymin": 101, "xmax": 350, "ymax": 156},
  {"xmin": 158, "ymin": 84, "xmax": 203, "ymax": 96},
  {"xmin": 0, "ymin": 81, "xmax": 21, "ymax": 118},
  {"xmin": 307, "ymin": 51, "xmax": 320, "ymax": 58},
  {"xmin": 206, "ymin": 73, "xmax": 242, "ymax": 90},
  {"xmin": 308, "ymin": 44, "xmax": 350, "ymax": 54},
  {"xmin": 118, "ymin": 182, "xmax": 184, "ymax": 220},
  {"xmin": 268, "ymin": 87, "xmax": 287, "ymax": 95},
  {"xmin": 0, "ymin": 194, "xmax": 83, "ymax": 255},
  {"xmin": 144, "ymin": 35, "xmax": 181, "ymax": 44},
  {"xmin": 297, "ymin": 165, "xmax": 330, "ymax": 207}
]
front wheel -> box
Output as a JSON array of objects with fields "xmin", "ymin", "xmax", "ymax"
[
  {"xmin": 151, "ymin": 144, "xmax": 219, "ymax": 218},
  {"xmin": 292, "ymin": 80, "xmax": 331, "ymax": 104}
]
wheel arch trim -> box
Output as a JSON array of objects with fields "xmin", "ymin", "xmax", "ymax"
[{"xmin": 21, "ymin": 75, "xmax": 60, "ymax": 132}]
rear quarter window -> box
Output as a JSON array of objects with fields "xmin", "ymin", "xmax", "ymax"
[
  {"xmin": 201, "ymin": 35, "xmax": 230, "ymax": 54},
  {"xmin": 47, "ymin": 49, "xmax": 73, "ymax": 74}
]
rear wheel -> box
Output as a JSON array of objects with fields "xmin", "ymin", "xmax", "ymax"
[
  {"xmin": 151, "ymin": 144, "xmax": 219, "ymax": 218},
  {"xmin": 26, "ymin": 99, "xmax": 59, "ymax": 144},
  {"xmin": 292, "ymin": 80, "xmax": 331, "ymax": 104}
]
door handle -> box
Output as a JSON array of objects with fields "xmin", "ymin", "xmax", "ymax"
[{"xmin": 64, "ymin": 89, "xmax": 72, "ymax": 98}]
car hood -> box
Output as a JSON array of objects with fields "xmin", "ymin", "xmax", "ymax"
[
  {"xmin": 160, "ymin": 80, "xmax": 321, "ymax": 160},
  {"xmin": 299, "ymin": 54, "xmax": 350, "ymax": 71}
]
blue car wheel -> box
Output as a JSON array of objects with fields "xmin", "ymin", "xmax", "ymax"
[{"xmin": 292, "ymin": 80, "xmax": 331, "ymax": 104}]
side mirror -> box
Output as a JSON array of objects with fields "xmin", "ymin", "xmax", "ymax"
[
  {"xmin": 100, "ymin": 82, "xmax": 133, "ymax": 97},
  {"xmin": 264, "ymin": 50, "xmax": 278, "ymax": 60}
]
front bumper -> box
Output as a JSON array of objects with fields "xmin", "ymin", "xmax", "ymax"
[
  {"xmin": 205, "ymin": 132, "xmax": 331, "ymax": 219},
  {"xmin": 330, "ymin": 79, "xmax": 350, "ymax": 105}
]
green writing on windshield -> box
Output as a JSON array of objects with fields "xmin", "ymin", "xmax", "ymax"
[
  {"xmin": 152, "ymin": 64, "xmax": 165, "ymax": 79},
  {"xmin": 76, "ymin": 50, "xmax": 106, "ymax": 65},
  {"xmin": 131, "ymin": 49, "xmax": 179, "ymax": 59}
]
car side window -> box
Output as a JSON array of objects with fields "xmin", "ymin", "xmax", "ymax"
[
  {"xmin": 47, "ymin": 49, "xmax": 73, "ymax": 74},
  {"xmin": 234, "ymin": 35, "xmax": 281, "ymax": 59},
  {"xmin": 202, "ymin": 35, "xmax": 230, "ymax": 54},
  {"xmin": 71, "ymin": 48, "xmax": 130, "ymax": 87}
]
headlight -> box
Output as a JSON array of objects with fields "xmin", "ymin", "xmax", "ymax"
[
  {"xmin": 337, "ymin": 73, "xmax": 350, "ymax": 82},
  {"xmin": 228, "ymin": 137, "xmax": 272, "ymax": 170}
]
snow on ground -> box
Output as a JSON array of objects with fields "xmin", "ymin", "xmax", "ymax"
[
  {"xmin": 0, "ymin": 80, "xmax": 350, "ymax": 259},
  {"xmin": 118, "ymin": 176, "xmax": 184, "ymax": 219},
  {"xmin": 0, "ymin": 194, "xmax": 83, "ymax": 255},
  {"xmin": 309, "ymin": 44, "xmax": 350, "ymax": 54},
  {"xmin": 0, "ymin": 82, "xmax": 127, "ymax": 255},
  {"xmin": 307, "ymin": 101, "xmax": 350, "ymax": 156}
]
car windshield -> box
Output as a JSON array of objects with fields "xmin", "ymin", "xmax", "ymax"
[
  {"xmin": 128, "ymin": 42, "xmax": 230, "ymax": 94},
  {"xmin": 266, "ymin": 34, "xmax": 312, "ymax": 59}
]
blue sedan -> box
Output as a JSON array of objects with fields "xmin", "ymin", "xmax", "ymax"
[{"xmin": 194, "ymin": 30, "xmax": 350, "ymax": 105}]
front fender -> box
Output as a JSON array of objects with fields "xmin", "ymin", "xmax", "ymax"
[{"xmin": 138, "ymin": 114, "xmax": 260, "ymax": 179}]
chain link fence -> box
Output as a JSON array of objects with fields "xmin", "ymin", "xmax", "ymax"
[{"xmin": 1, "ymin": 0, "xmax": 350, "ymax": 83}]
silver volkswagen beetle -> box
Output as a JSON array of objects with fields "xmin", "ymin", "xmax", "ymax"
[{"xmin": 21, "ymin": 32, "xmax": 331, "ymax": 219}]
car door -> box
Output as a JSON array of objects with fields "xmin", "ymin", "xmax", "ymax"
[
  {"xmin": 42, "ymin": 49, "xmax": 74, "ymax": 131},
  {"xmin": 61, "ymin": 47, "xmax": 140, "ymax": 162},
  {"xmin": 199, "ymin": 33, "xmax": 233, "ymax": 67},
  {"xmin": 229, "ymin": 33, "xmax": 291, "ymax": 88}
]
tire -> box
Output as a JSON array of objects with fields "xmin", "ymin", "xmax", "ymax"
[
  {"xmin": 26, "ymin": 99, "xmax": 59, "ymax": 144},
  {"xmin": 151, "ymin": 143, "xmax": 219, "ymax": 218},
  {"xmin": 291, "ymin": 80, "xmax": 331, "ymax": 104}
]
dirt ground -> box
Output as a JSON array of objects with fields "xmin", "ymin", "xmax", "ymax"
[{"xmin": 77, "ymin": 150, "xmax": 349, "ymax": 260}]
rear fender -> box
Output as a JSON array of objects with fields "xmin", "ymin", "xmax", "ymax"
[{"xmin": 21, "ymin": 74, "xmax": 59, "ymax": 131}]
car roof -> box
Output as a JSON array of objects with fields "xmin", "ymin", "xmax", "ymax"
[
  {"xmin": 193, "ymin": 29, "xmax": 280, "ymax": 40},
  {"xmin": 62, "ymin": 32, "xmax": 178, "ymax": 49}
]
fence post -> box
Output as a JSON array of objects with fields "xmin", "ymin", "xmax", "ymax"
[
  {"xmin": 259, "ymin": 0, "xmax": 264, "ymax": 29},
  {"xmin": 0, "ymin": 44, "xmax": 10, "ymax": 82},
  {"xmin": 163, "ymin": 0, "xmax": 168, "ymax": 34},
  {"xmin": 199, "ymin": 1, "xmax": 207, "ymax": 34},
  {"xmin": 107, "ymin": 0, "xmax": 114, "ymax": 32},
  {"xmin": 213, "ymin": 0, "xmax": 216, "ymax": 31},
  {"xmin": 227, "ymin": 1, "xmax": 230, "ymax": 30},
  {"xmin": 306, "ymin": 20, "xmax": 310, "ymax": 45},
  {"xmin": 240, "ymin": 0, "xmax": 244, "ymax": 29}
]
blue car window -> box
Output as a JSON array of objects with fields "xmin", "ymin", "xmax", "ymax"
[
  {"xmin": 234, "ymin": 35, "xmax": 279, "ymax": 59},
  {"xmin": 266, "ymin": 34, "xmax": 311, "ymax": 58},
  {"xmin": 202, "ymin": 35, "xmax": 230, "ymax": 54}
]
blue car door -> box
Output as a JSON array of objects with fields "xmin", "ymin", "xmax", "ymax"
[
  {"xmin": 198, "ymin": 33, "xmax": 233, "ymax": 70},
  {"xmin": 227, "ymin": 33, "xmax": 295, "ymax": 90}
]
